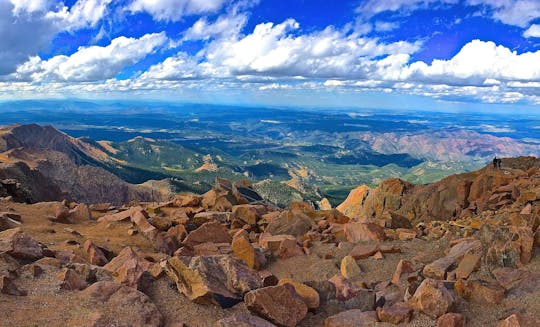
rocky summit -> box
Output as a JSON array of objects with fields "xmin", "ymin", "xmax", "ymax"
[{"xmin": 0, "ymin": 156, "xmax": 540, "ymax": 326}]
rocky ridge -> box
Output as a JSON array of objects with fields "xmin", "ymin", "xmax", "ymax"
[{"xmin": 0, "ymin": 157, "xmax": 539, "ymax": 326}]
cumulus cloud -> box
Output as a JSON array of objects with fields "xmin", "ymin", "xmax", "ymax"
[
  {"xmin": 183, "ymin": 12, "xmax": 248, "ymax": 41},
  {"xmin": 147, "ymin": 19, "xmax": 421, "ymax": 81},
  {"xmin": 13, "ymin": 33, "xmax": 168, "ymax": 82},
  {"xmin": 404, "ymin": 40, "xmax": 540, "ymax": 84},
  {"xmin": 128, "ymin": 0, "xmax": 229, "ymax": 22},
  {"xmin": 0, "ymin": 0, "xmax": 112, "ymax": 75},
  {"xmin": 357, "ymin": 0, "xmax": 459, "ymax": 18}
]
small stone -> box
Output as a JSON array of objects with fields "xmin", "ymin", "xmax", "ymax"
[
  {"xmin": 278, "ymin": 278, "xmax": 320, "ymax": 310},
  {"xmin": 340, "ymin": 255, "xmax": 361, "ymax": 280},
  {"xmin": 410, "ymin": 278, "xmax": 455, "ymax": 319},
  {"xmin": 437, "ymin": 313, "xmax": 465, "ymax": 327},
  {"xmin": 373, "ymin": 251, "xmax": 384, "ymax": 260},
  {"xmin": 323, "ymin": 310, "xmax": 378, "ymax": 327},
  {"xmin": 0, "ymin": 228, "xmax": 43, "ymax": 262},
  {"xmin": 103, "ymin": 247, "xmax": 151, "ymax": 288},
  {"xmin": 244, "ymin": 284, "xmax": 308, "ymax": 327}
]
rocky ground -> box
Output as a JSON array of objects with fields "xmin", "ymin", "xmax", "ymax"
[{"xmin": 1, "ymin": 158, "xmax": 540, "ymax": 326}]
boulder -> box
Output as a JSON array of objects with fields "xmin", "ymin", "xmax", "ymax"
[
  {"xmin": 349, "ymin": 244, "xmax": 379, "ymax": 260},
  {"xmin": 493, "ymin": 267, "xmax": 540, "ymax": 296},
  {"xmin": 69, "ymin": 203, "xmax": 92, "ymax": 222},
  {"xmin": 193, "ymin": 211, "xmax": 231, "ymax": 225},
  {"xmin": 410, "ymin": 278, "xmax": 455, "ymax": 319},
  {"xmin": 482, "ymin": 225, "xmax": 534, "ymax": 267},
  {"xmin": 455, "ymin": 253, "xmax": 481, "ymax": 280},
  {"xmin": 376, "ymin": 302, "xmax": 413, "ymax": 324},
  {"xmin": 437, "ymin": 313, "xmax": 465, "ymax": 327},
  {"xmin": 265, "ymin": 210, "xmax": 314, "ymax": 238},
  {"xmin": 391, "ymin": 259, "xmax": 414, "ymax": 285},
  {"xmin": 343, "ymin": 223, "xmax": 386, "ymax": 243},
  {"xmin": 232, "ymin": 204, "xmax": 268, "ymax": 225},
  {"xmin": 277, "ymin": 278, "xmax": 320, "ymax": 310},
  {"xmin": 323, "ymin": 310, "xmax": 378, "ymax": 327},
  {"xmin": 454, "ymin": 279, "xmax": 505, "ymax": 304},
  {"xmin": 216, "ymin": 313, "xmax": 277, "ymax": 327},
  {"xmin": 232, "ymin": 231, "xmax": 262, "ymax": 270},
  {"xmin": 83, "ymin": 240, "xmax": 108, "ymax": 266},
  {"xmin": 0, "ymin": 228, "xmax": 43, "ymax": 262},
  {"xmin": 183, "ymin": 221, "xmax": 232, "ymax": 247},
  {"xmin": 81, "ymin": 281, "xmax": 163, "ymax": 327},
  {"xmin": 165, "ymin": 255, "xmax": 262, "ymax": 308},
  {"xmin": 423, "ymin": 240, "xmax": 481, "ymax": 279},
  {"xmin": 340, "ymin": 255, "xmax": 362, "ymax": 280},
  {"xmin": 103, "ymin": 247, "xmax": 151, "ymax": 288},
  {"xmin": 0, "ymin": 213, "xmax": 21, "ymax": 231},
  {"xmin": 497, "ymin": 313, "xmax": 540, "ymax": 327},
  {"xmin": 0, "ymin": 275, "xmax": 27, "ymax": 296},
  {"xmin": 244, "ymin": 284, "xmax": 308, "ymax": 327},
  {"xmin": 57, "ymin": 268, "xmax": 88, "ymax": 291}
]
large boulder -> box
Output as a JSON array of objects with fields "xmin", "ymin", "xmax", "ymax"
[
  {"xmin": 165, "ymin": 255, "xmax": 262, "ymax": 308},
  {"xmin": 244, "ymin": 284, "xmax": 308, "ymax": 327},
  {"xmin": 265, "ymin": 210, "xmax": 314, "ymax": 238}
]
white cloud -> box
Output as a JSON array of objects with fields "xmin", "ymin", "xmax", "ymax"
[
  {"xmin": 524, "ymin": 24, "xmax": 540, "ymax": 38},
  {"xmin": 147, "ymin": 19, "xmax": 421, "ymax": 81},
  {"xmin": 357, "ymin": 0, "xmax": 459, "ymax": 18},
  {"xmin": 466, "ymin": 0, "xmax": 540, "ymax": 27},
  {"xmin": 0, "ymin": 0, "xmax": 112, "ymax": 75},
  {"xmin": 128, "ymin": 0, "xmax": 229, "ymax": 22},
  {"xmin": 183, "ymin": 12, "xmax": 248, "ymax": 41},
  {"xmin": 404, "ymin": 40, "xmax": 540, "ymax": 84},
  {"xmin": 14, "ymin": 33, "xmax": 168, "ymax": 82}
]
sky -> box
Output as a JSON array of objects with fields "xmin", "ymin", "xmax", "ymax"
[{"xmin": 1, "ymin": 0, "xmax": 540, "ymax": 110}]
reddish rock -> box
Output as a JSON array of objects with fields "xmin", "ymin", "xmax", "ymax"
[
  {"xmin": 131, "ymin": 209, "xmax": 158, "ymax": 238},
  {"xmin": 69, "ymin": 204, "xmax": 92, "ymax": 222},
  {"xmin": 455, "ymin": 253, "xmax": 481, "ymax": 279},
  {"xmin": 340, "ymin": 255, "xmax": 362, "ymax": 280},
  {"xmin": 437, "ymin": 313, "xmax": 465, "ymax": 327},
  {"xmin": 232, "ymin": 204, "xmax": 267, "ymax": 225},
  {"xmin": 278, "ymin": 278, "xmax": 320, "ymax": 310},
  {"xmin": 0, "ymin": 228, "xmax": 43, "ymax": 261},
  {"xmin": 410, "ymin": 278, "xmax": 455, "ymax": 319},
  {"xmin": 183, "ymin": 221, "xmax": 232, "ymax": 247},
  {"xmin": 423, "ymin": 240, "xmax": 481, "ymax": 279},
  {"xmin": 193, "ymin": 211, "xmax": 231, "ymax": 225},
  {"xmin": 97, "ymin": 207, "xmax": 136, "ymax": 223},
  {"xmin": 57, "ymin": 268, "xmax": 88, "ymax": 290},
  {"xmin": 83, "ymin": 239, "xmax": 108, "ymax": 266},
  {"xmin": 349, "ymin": 244, "xmax": 379, "ymax": 259},
  {"xmin": 497, "ymin": 313, "xmax": 540, "ymax": 327},
  {"xmin": 103, "ymin": 247, "xmax": 151, "ymax": 288},
  {"xmin": 391, "ymin": 259, "xmax": 414, "ymax": 285},
  {"xmin": 165, "ymin": 255, "xmax": 262, "ymax": 308},
  {"xmin": 265, "ymin": 210, "xmax": 314, "ymax": 238},
  {"xmin": 216, "ymin": 313, "xmax": 277, "ymax": 327},
  {"xmin": 377, "ymin": 302, "xmax": 413, "ymax": 324},
  {"xmin": 232, "ymin": 232, "xmax": 262, "ymax": 270},
  {"xmin": 343, "ymin": 222, "xmax": 386, "ymax": 242},
  {"xmin": 166, "ymin": 224, "xmax": 187, "ymax": 244},
  {"xmin": 492, "ymin": 267, "xmax": 540, "ymax": 296},
  {"xmin": 323, "ymin": 310, "xmax": 378, "ymax": 327},
  {"xmin": 81, "ymin": 281, "xmax": 163, "ymax": 327},
  {"xmin": 0, "ymin": 275, "xmax": 27, "ymax": 296},
  {"xmin": 244, "ymin": 284, "xmax": 308, "ymax": 327},
  {"xmin": 455, "ymin": 279, "xmax": 505, "ymax": 304},
  {"xmin": 373, "ymin": 251, "xmax": 384, "ymax": 260}
]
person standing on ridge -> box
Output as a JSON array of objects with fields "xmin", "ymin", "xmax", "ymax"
[{"xmin": 493, "ymin": 156, "xmax": 498, "ymax": 169}]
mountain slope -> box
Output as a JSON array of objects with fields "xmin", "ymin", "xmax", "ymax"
[{"xmin": 0, "ymin": 124, "xmax": 172, "ymax": 204}]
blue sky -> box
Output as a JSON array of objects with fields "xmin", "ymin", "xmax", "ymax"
[{"xmin": 1, "ymin": 0, "xmax": 540, "ymax": 110}]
